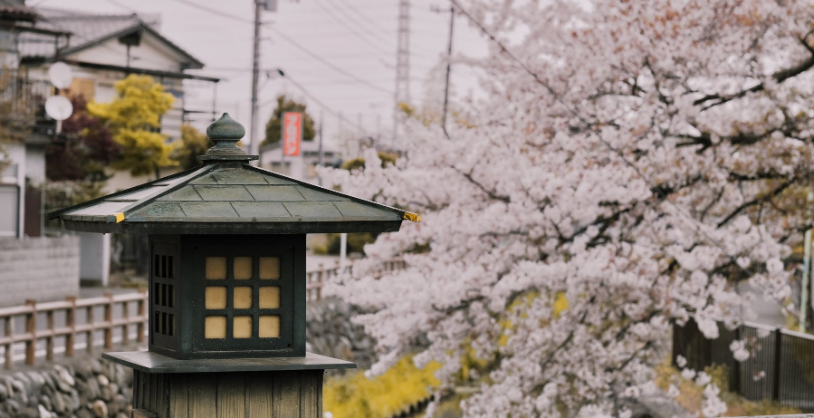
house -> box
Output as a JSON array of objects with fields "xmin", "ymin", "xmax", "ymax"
[
  {"xmin": 17, "ymin": 6, "xmax": 220, "ymax": 193},
  {"xmin": 2, "ymin": 4, "xmax": 220, "ymax": 286},
  {"xmin": 0, "ymin": 0, "xmax": 63, "ymax": 238},
  {"xmin": 0, "ymin": 0, "xmax": 81, "ymax": 306}
]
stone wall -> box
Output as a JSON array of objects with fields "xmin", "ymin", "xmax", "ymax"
[
  {"xmin": 306, "ymin": 296, "xmax": 377, "ymax": 370},
  {"xmin": 0, "ymin": 358, "xmax": 132, "ymax": 418},
  {"xmin": 0, "ymin": 237, "xmax": 80, "ymax": 306}
]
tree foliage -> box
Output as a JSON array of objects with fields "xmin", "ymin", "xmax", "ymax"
[
  {"xmin": 341, "ymin": 151, "xmax": 398, "ymax": 172},
  {"xmin": 322, "ymin": 1, "xmax": 814, "ymax": 416},
  {"xmin": 262, "ymin": 95, "xmax": 316, "ymax": 146},
  {"xmin": 46, "ymin": 95, "xmax": 118, "ymax": 183},
  {"xmin": 172, "ymin": 124, "xmax": 212, "ymax": 170},
  {"xmin": 88, "ymin": 75, "xmax": 176, "ymax": 177}
]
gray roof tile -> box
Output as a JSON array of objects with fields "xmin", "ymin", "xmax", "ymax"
[
  {"xmin": 231, "ymin": 202, "xmax": 291, "ymax": 218},
  {"xmin": 211, "ymin": 170, "xmax": 274, "ymax": 185},
  {"xmin": 298, "ymin": 187, "xmax": 349, "ymax": 202},
  {"xmin": 179, "ymin": 202, "xmax": 239, "ymax": 218},
  {"xmin": 130, "ymin": 202, "xmax": 185, "ymax": 219},
  {"xmin": 246, "ymin": 185, "xmax": 304, "ymax": 202},
  {"xmin": 157, "ymin": 187, "xmax": 202, "ymax": 202},
  {"xmin": 283, "ymin": 202, "xmax": 343, "ymax": 218},
  {"xmin": 193, "ymin": 185, "xmax": 254, "ymax": 201},
  {"xmin": 334, "ymin": 202, "xmax": 400, "ymax": 219}
]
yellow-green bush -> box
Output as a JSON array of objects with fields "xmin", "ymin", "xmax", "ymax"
[{"xmin": 324, "ymin": 356, "xmax": 441, "ymax": 418}]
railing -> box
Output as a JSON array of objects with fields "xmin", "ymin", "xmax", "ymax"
[
  {"xmin": 0, "ymin": 289, "xmax": 147, "ymax": 370},
  {"xmin": 0, "ymin": 71, "xmax": 53, "ymax": 129},
  {"xmin": 305, "ymin": 258, "xmax": 407, "ymax": 301},
  {"xmin": 674, "ymin": 319, "xmax": 814, "ymax": 411},
  {"xmin": 0, "ymin": 259, "xmax": 407, "ymax": 369}
]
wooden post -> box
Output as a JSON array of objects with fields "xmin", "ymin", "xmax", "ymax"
[
  {"xmin": 24, "ymin": 299, "xmax": 36, "ymax": 366},
  {"xmin": 772, "ymin": 329, "xmax": 783, "ymax": 401},
  {"xmin": 5, "ymin": 316, "xmax": 14, "ymax": 370},
  {"xmin": 87, "ymin": 305, "xmax": 95, "ymax": 353},
  {"xmin": 317, "ymin": 263, "xmax": 323, "ymax": 301},
  {"xmin": 122, "ymin": 298, "xmax": 130, "ymax": 346},
  {"xmin": 104, "ymin": 293, "xmax": 114, "ymax": 349},
  {"xmin": 137, "ymin": 288, "xmax": 147, "ymax": 343},
  {"xmin": 65, "ymin": 295, "xmax": 76, "ymax": 358},
  {"xmin": 46, "ymin": 309, "xmax": 54, "ymax": 361}
]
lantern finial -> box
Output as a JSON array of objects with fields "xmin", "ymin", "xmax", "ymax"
[{"xmin": 198, "ymin": 113, "xmax": 259, "ymax": 162}]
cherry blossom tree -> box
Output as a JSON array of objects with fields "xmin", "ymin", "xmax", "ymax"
[{"xmin": 322, "ymin": 0, "xmax": 814, "ymax": 416}]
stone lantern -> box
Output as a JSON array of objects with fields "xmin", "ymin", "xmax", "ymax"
[{"xmin": 49, "ymin": 114, "xmax": 419, "ymax": 418}]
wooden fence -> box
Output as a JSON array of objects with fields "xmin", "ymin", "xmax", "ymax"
[
  {"xmin": 0, "ymin": 258, "xmax": 407, "ymax": 370},
  {"xmin": 305, "ymin": 258, "xmax": 407, "ymax": 301},
  {"xmin": 674, "ymin": 319, "xmax": 814, "ymax": 411},
  {"xmin": 0, "ymin": 289, "xmax": 147, "ymax": 370}
]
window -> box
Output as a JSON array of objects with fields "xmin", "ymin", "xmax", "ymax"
[{"xmin": 204, "ymin": 256, "xmax": 282, "ymax": 340}]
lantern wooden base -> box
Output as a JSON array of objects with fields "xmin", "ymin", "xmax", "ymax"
[
  {"xmin": 104, "ymin": 351, "xmax": 356, "ymax": 418},
  {"xmin": 132, "ymin": 369, "xmax": 324, "ymax": 418}
]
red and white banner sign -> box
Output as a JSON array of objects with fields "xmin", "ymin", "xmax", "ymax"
[{"xmin": 282, "ymin": 112, "xmax": 302, "ymax": 157}]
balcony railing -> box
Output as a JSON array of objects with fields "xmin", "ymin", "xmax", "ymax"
[{"xmin": 0, "ymin": 71, "xmax": 55, "ymax": 133}]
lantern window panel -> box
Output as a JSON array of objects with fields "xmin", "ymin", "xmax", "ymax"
[
  {"xmin": 206, "ymin": 257, "xmax": 227, "ymax": 280},
  {"xmin": 234, "ymin": 257, "xmax": 252, "ymax": 279},
  {"xmin": 234, "ymin": 287, "xmax": 252, "ymax": 309},
  {"xmin": 197, "ymin": 252, "xmax": 291, "ymax": 347},
  {"xmin": 234, "ymin": 316, "xmax": 252, "ymax": 338},
  {"xmin": 259, "ymin": 315, "xmax": 280, "ymax": 338},
  {"xmin": 259, "ymin": 257, "xmax": 280, "ymax": 279},
  {"xmin": 205, "ymin": 316, "xmax": 227, "ymax": 339},
  {"xmin": 205, "ymin": 286, "xmax": 227, "ymax": 309},
  {"xmin": 259, "ymin": 286, "xmax": 280, "ymax": 309},
  {"xmin": 151, "ymin": 246, "xmax": 177, "ymax": 345}
]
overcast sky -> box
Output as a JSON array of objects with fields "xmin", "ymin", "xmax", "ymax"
[{"xmin": 31, "ymin": 0, "xmax": 488, "ymax": 151}]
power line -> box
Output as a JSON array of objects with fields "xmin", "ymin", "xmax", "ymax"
[
  {"xmin": 166, "ymin": 0, "xmax": 256, "ymax": 24},
  {"xmin": 334, "ymin": 0, "xmax": 394, "ymax": 35},
  {"xmin": 268, "ymin": 27, "xmax": 394, "ymax": 95},
  {"xmin": 311, "ymin": 0, "xmax": 394, "ymax": 62}
]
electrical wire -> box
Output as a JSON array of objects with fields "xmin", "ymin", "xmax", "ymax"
[
  {"xmin": 311, "ymin": 0, "xmax": 395, "ymax": 61},
  {"xmin": 269, "ymin": 27, "xmax": 394, "ymax": 95},
  {"xmin": 333, "ymin": 0, "xmax": 395, "ymax": 35},
  {"xmin": 166, "ymin": 0, "xmax": 256, "ymax": 24}
]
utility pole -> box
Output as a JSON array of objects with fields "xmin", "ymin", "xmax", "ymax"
[
  {"xmin": 393, "ymin": 0, "xmax": 411, "ymax": 150},
  {"xmin": 317, "ymin": 110, "xmax": 324, "ymax": 186},
  {"xmin": 442, "ymin": 4, "xmax": 455, "ymax": 138},
  {"xmin": 803, "ymin": 191, "xmax": 813, "ymax": 333},
  {"xmin": 249, "ymin": 0, "xmax": 263, "ymax": 164}
]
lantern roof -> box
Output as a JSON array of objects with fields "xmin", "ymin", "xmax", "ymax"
[{"xmin": 48, "ymin": 114, "xmax": 419, "ymax": 235}]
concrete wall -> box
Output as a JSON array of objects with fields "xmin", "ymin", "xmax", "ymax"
[
  {"xmin": 78, "ymin": 232, "xmax": 110, "ymax": 286},
  {"xmin": 0, "ymin": 237, "xmax": 80, "ymax": 306}
]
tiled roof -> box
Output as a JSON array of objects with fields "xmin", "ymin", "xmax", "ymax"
[
  {"xmin": 18, "ymin": 7, "xmax": 202, "ymax": 69},
  {"xmin": 49, "ymin": 163, "xmax": 411, "ymax": 235}
]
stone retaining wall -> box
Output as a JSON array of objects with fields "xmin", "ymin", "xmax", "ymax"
[
  {"xmin": 306, "ymin": 296, "xmax": 377, "ymax": 370},
  {"xmin": 0, "ymin": 358, "xmax": 132, "ymax": 418},
  {"xmin": 0, "ymin": 237, "xmax": 80, "ymax": 307}
]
